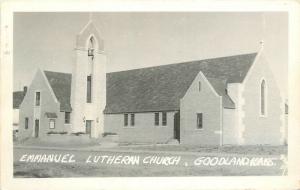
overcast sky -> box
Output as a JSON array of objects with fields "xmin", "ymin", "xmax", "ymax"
[{"xmin": 13, "ymin": 12, "xmax": 288, "ymax": 97}]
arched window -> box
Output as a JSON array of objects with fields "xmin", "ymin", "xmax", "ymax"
[
  {"xmin": 88, "ymin": 36, "xmax": 95, "ymax": 58},
  {"xmin": 260, "ymin": 79, "xmax": 267, "ymax": 116}
]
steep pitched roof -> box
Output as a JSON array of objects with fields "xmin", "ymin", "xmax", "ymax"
[
  {"xmin": 44, "ymin": 71, "xmax": 72, "ymax": 112},
  {"xmin": 104, "ymin": 53, "xmax": 257, "ymax": 113},
  {"xmin": 206, "ymin": 77, "xmax": 235, "ymax": 109},
  {"xmin": 13, "ymin": 91, "xmax": 25, "ymax": 109}
]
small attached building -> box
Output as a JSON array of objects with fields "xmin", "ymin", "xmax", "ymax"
[{"xmin": 18, "ymin": 69, "xmax": 72, "ymax": 140}]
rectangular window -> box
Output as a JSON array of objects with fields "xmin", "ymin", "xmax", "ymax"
[
  {"xmin": 25, "ymin": 117, "xmax": 29, "ymax": 129},
  {"xmin": 162, "ymin": 112, "xmax": 167, "ymax": 126},
  {"xmin": 154, "ymin": 112, "xmax": 159, "ymax": 126},
  {"xmin": 35, "ymin": 92, "xmax": 40, "ymax": 106},
  {"xmin": 199, "ymin": 81, "xmax": 201, "ymax": 91},
  {"xmin": 124, "ymin": 114, "xmax": 128, "ymax": 126},
  {"xmin": 130, "ymin": 114, "xmax": 135, "ymax": 126},
  {"xmin": 65, "ymin": 112, "xmax": 70, "ymax": 124},
  {"xmin": 49, "ymin": 119, "xmax": 55, "ymax": 129},
  {"xmin": 87, "ymin": 75, "xmax": 92, "ymax": 103},
  {"xmin": 197, "ymin": 113, "xmax": 203, "ymax": 129}
]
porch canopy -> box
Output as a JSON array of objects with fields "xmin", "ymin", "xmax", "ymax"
[{"xmin": 45, "ymin": 112, "xmax": 58, "ymax": 118}]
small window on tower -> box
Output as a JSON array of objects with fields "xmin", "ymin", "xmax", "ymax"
[{"xmin": 87, "ymin": 75, "xmax": 92, "ymax": 103}]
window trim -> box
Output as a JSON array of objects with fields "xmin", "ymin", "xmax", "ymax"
[
  {"xmin": 49, "ymin": 119, "xmax": 55, "ymax": 129},
  {"xmin": 259, "ymin": 78, "xmax": 268, "ymax": 117},
  {"xmin": 196, "ymin": 113, "xmax": 203, "ymax": 130}
]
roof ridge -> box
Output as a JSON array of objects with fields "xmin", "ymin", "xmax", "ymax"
[
  {"xmin": 107, "ymin": 52, "xmax": 258, "ymax": 75},
  {"xmin": 43, "ymin": 70, "xmax": 72, "ymax": 75},
  {"xmin": 206, "ymin": 76, "xmax": 228, "ymax": 81}
]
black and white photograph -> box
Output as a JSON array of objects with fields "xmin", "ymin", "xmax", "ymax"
[
  {"xmin": 10, "ymin": 11, "xmax": 289, "ymax": 178},
  {"xmin": 3, "ymin": 1, "xmax": 300, "ymax": 189}
]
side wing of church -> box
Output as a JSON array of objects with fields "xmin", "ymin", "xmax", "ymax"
[{"xmin": 15, "ymin": 21, "xmax": 286, "ymax": 145}]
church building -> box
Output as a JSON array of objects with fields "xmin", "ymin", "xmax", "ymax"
[{"xmin": 15, "ymin": 20, "xmax": 287, "ymax": 145}]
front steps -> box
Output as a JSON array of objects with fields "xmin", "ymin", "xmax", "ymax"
[{"xmin": 166, "ymin": 139, "xmax": 180, "ymax": 145}]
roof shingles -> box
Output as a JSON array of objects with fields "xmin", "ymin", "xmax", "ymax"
[
  {"xmin": 44, "ymin": 71, "xmax": 72, "ymax": 112},
  {"xmin": 104, "ymin": 53, "xmax": 257, "ymax": 113},
  {"xmin": 13, "ymin": 91, "xmax": 25, "ymax": 109},
  {"xmin": 14, "ymin": 53, "xmax": 256, "ymax": 114}
]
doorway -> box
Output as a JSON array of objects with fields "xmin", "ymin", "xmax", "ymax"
[
  {"xmin": 86, "ymin": 120, "xmax": 92, "ymax": 137},
  {"xmin": 34, "ymin": 119, "xmax": 39, "ymax": 138},
  {"xmin": 173, "ymin": 112, "xmax": 180, "ymax": 141}
]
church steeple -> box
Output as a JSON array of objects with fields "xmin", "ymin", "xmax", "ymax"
[
  {"xmin": 75, "ymin": 14, "xmax": 104, "ymax": 52},
  {"xmin": 71, "ymin": 14, "xmax": 107, "ymax": 138}
]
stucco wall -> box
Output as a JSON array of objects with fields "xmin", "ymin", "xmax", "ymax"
[
  {"xmin": 71, "ymin": 48, "xmax": 106, "ymax": 138},
  {"xmin": 241, "ymin": 53, "xmax": 283, "ymax": 145},
  {"xmin": 104, "ymin": 112, "xmax": 175, "ymax": 143},
  {"xmin": 222, "ymin": 108, "xmax": 239, "ymax": 144},
  {"xmin": 180, "ymin": 72, "xmax": 222, "ymax": 145},
  {"xmin": 226, "ymin": 83, "xmax": 243, "ymax": 144},
  {"xmin": 18, "ymin": 70, "xmax": 69, "ymax": 140}
]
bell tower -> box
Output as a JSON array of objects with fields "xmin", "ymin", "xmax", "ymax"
[{"xmin": 70, "ymin": 19, "xmax": 106, "ymax": 138}]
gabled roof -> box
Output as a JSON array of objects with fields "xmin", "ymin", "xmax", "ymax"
[
  {"xmin": 104, "ymin": 53, "xmax": 257, "ymax": 113},
  {"xmin": 206, "ymin": 77, "xmax": 235, "ymax": 109},
  {"xmin": 13, "ymin": 91, "xmax": 25, "ymax": 109},
  {"xmin": 44, "ymin": 71, "xmax": 72, "ymax": 112},
  {"xmin": 31, "ymin": 53, "xmax": 256, "ymax": 114}
]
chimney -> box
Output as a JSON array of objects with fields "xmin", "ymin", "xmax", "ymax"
[{"xmin": 23, "ymin": 86, "xmax": 27, "ymax": 95}]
